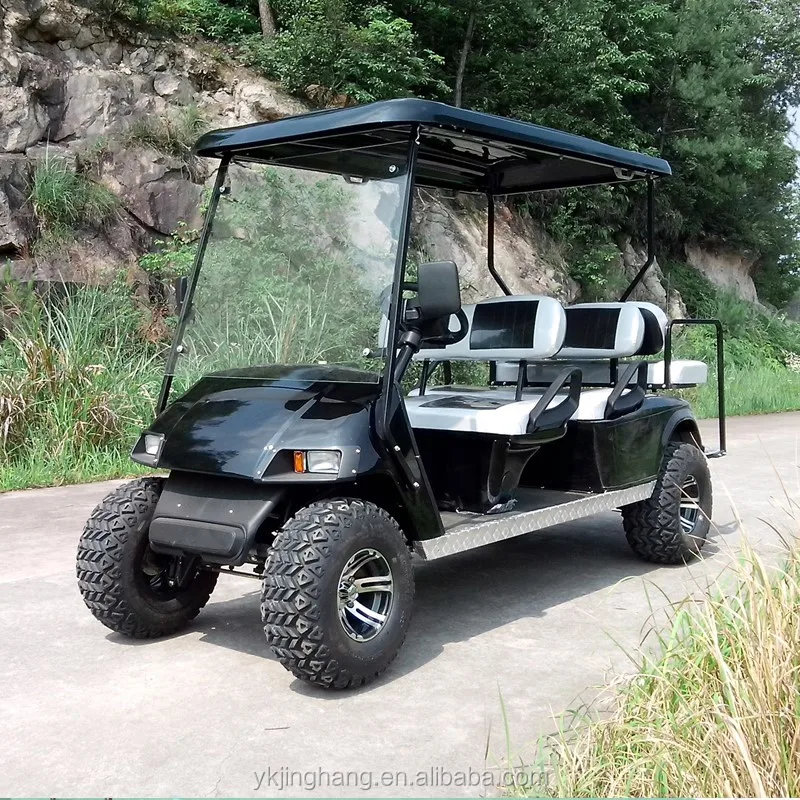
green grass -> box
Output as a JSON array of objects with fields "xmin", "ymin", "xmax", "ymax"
[
  {"xmin": 0, "ymin": 283, "xmax": 162, "ymax": 491},
  {"xmin": 664, "ymin": 267, "xmax": 800, "ymax": 417},
  {"xmin": 515, "ymin": 529, "xmax": 800, "ymax": 797},
  {"xmin": 29, "ymin": 154, "xmax": 119, "ymax": 249}
]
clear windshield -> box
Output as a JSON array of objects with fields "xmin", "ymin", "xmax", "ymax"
[{"xmin": 171, "ymin": 153, "xmax": 409, "ymax": 392}]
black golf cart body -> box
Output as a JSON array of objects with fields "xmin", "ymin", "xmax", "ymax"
[
  {"xmin": 78, "ymin": 99, "xmax": 724, "ymax": 688},
  {"xmin": 133, "ymin": 99, "xmax": 723, "ymax": 566}
]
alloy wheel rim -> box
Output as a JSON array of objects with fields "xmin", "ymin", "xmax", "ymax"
[
  {"xmin": 337, "ymin": 548, "xmax": 394, "ymax": 642},
  {"xmin": 679, "ymin": 475, "xmax": 701, "ymax": 534}
]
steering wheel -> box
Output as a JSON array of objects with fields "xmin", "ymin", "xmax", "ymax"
[{"xmin": 421, "ymin": 307, "xmax": 469, "ymax": 347}]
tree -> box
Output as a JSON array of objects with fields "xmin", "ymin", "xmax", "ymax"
[{"xmin": 257, "ymin": 0, "xmax": 276, "ymax": 37}]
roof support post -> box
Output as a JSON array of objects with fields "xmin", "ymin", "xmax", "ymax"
[
  {"xmin": 156, "ymin": 157, "xmax": 230, "ymax": 413},
  {"xmin": 487, "ymin": 192, "xmax": 511, "ymax": 295},
  {"xmin": 620, "ymin": 178, "xmax": 655, "ymax": 302}
]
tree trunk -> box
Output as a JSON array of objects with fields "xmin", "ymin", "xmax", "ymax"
[
  {"xmin": 258, "ymin": 0, "xmax": 277, "ymax": 38},
  {"xmin": 453, "ymin": 10, "xmax": 476, "ymax": 108}
]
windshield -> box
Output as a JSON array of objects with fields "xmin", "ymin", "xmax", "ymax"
[{"xmin": 169, "ymin": 151, "xmax": 410, "ymax": 394}]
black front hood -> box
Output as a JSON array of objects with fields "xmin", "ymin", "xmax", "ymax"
[{"xmin": 151, "ymin": 365, "xmax": 382, "ymax": 479}]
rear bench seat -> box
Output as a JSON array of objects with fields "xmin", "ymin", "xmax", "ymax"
[{"xmin": 494, "ymin": 301, "xmax": 708, "ymax": 388}]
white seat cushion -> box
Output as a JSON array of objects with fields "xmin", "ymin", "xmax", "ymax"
[
  {"xmin": 648, "ymin": 359, "xmax": 708, "ymax": 386},
  {"xmin": 406, "ymin": 386, "xmax": 621, "ymax": 434},
  {"xmin": 493, "ymin": 358, "xmax": 708, "ymax": 387}
]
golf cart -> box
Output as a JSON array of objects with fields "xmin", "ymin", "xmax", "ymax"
[{"xmin": 76, "ymin": 99, "xmax": 726, "ymax": 689}]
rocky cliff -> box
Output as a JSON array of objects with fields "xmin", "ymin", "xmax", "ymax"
[{"xmin": 0, "ymin": 0, "xmax": 723, "ymax": 313}]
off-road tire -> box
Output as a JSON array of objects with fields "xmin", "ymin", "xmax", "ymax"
[
  {"xmin": 76, "ymin": 477, "xmax": 218, "ymax": 638},
  {"xmin": 262, "ymin": 498, "xmax": 414, "ymax": 689},
  {"xmin": 622, "ymin": 442, "xmax": 712, "ymax": 564}
]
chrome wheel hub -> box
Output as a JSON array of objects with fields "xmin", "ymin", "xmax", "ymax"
[
  {"xmin": 679, "ymin": 475, "xmax": 701, "ymax": 534},
  {"xmin": 337, "ymin": 548, "xmax": 394, "ymax": 642}
]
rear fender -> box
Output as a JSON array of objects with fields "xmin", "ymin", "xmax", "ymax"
[{"xmin": 662, "ymin": 408, "xmax": 703, "ymax": 450}]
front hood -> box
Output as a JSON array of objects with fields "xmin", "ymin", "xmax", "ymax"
[{"xmin": 151, "ymin": 366, "xmax": 381, "ymax": 479}]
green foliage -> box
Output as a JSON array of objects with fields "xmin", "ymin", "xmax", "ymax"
[
  {"xmin": 662, "ymin": 261, "xmax": 800, "ymax": 416},
  {"xmin": 242, "ymin": 3, "xmax": 445, "ymax": 103},
  {"xmin": 392, "ymin": 0, "xmax": 800, "ymax": 303},
  {"xmin": 566, "ymin": 242, "xmax": 628, "ymax": 300},
  {"xmin": 148, "ymin": 0, "xmax": 259, "ymax": 38},
  {"xmin": 138, "ymin": 224, "xmax": 199, "ymax": 281},
  {"xmin": 82, "ymin": 0, "xmax": 259, "ymax": 38},
  {"xmin": 29, "ymin": 155, "xmax": 119, "ymax": 247}
]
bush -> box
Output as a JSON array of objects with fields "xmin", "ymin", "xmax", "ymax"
[
  {"xmin": 138, "ymin": 223, "xmax": 199, "ymax": 282},
  {"xmin": 242, "ymin": 4, "xmax": 445, "ymax": 103},
  {"xmin": 148, "ymin": 0, "xmax": 259, "ymax": 38},
  {"xmin": 566, "ymin": 242, "xmax": 627, "ymax": 301},
  {"xmin": 80, "ymin": 0, "xmax": 259, "ymax": 38},
  {"xmin": 29, "ymin": 155, "xmax": 119, "ymax": 246}
]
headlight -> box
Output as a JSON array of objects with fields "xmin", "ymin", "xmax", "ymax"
[
  {"xmin": 305, "ymin": 450, "xmax": 341, "ymax": 474},
  {"xmin": 144, "ymin": 433, "xmax": 165, "ymax": 457}
]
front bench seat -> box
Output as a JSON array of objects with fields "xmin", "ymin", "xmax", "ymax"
[{"xmin": 407, "ymin": 295, "xmax": 581, "ymax": 436}]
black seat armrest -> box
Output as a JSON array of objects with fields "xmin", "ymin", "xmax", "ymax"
[
  {"xmin": 527, "ymin": 367, "xmax": 582, "ymax": 434},
  {"xmin": 605, "ymin": 361, "xmax": 647, "ymax": 420}
]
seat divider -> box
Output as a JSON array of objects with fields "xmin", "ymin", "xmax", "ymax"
[{"xmin": 527, "ymin": 367, "xmax": 582, "ymax": 433}]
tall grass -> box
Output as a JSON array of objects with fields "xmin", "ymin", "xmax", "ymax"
[
  {"xmin": 519, "ymin": 535, "xmax": 800, "ymax": 797},
  {"xmin": 0, "ymin": 284, "xmax": 161, "ymax": 491}
]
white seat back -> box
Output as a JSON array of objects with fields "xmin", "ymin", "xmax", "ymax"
[
  {"xmin": 557, "ymin": 302, "xmax": 645, "ymax": 360},
  {"xmin": 414, "ymin": 295, "xmax": 566, "ymax": 361}
]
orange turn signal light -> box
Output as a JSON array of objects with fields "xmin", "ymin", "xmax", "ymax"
[{"xmin": 293, "ymin": 450, "xmax": 306, "ymax": 473}]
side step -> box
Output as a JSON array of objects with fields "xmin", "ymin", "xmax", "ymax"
[{"xmin": 413, "ymin": 482, "xmax": 656, "ymax": 560}]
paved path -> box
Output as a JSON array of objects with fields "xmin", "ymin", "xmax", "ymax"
[{"xmin": 1, "ymin": 413, "xmax": 797, "ymax": 797}]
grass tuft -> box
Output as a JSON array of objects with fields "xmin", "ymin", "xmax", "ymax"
[
  {"xmin": 518, "ymin": 534, "xmax": 800, "ymax": 797},
  {"xmin": 122, "ymin": 105, "xmax": 207, "ymax": 169},
  {"xmin": 29, "ymin": 154, "xmax": 119, "ymax": 248}
]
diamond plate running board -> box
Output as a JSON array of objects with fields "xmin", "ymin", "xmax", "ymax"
[{"xmin": 413, "ymin": 482, "xmax": 656, "ymax": 560}]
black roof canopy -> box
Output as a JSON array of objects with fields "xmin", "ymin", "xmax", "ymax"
[{"xmin": 194, "ymin": 98, "xmax": 671, "ymax": 194}]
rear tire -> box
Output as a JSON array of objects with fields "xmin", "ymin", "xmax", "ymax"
[
  {"xmin": 262, "ymin": 498, "xmax": 414, "ymax": 689},
  {"xmin": 622, "ymin": 442, "xmax": 712, "ymax": 564},
  {"xmin": 76, "ymin": 477, "xmax": 218, "ymax": 638}
]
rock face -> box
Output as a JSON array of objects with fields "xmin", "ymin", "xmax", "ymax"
[
  {"xmin": 685, "ymin": 243, "xmax": 759, "ymax": 303},
  {"xmin": 0, "ymin": 0, "xmax": 753, "ymax": 316},
  {"xmin": 0, "ymin": 0, "xmax": 311, "ymax": 280},
  {"xmin": 412, "ymin": 194, "xmax": 579, "ymax": 304}
]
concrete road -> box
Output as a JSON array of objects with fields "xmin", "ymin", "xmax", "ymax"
[{"xmin": 1, "ymin": 413, "xmax": 797, "ymax": 797}]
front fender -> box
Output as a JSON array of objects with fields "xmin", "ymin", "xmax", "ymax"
[{"xmin": 148, "ymin": 471, "xmax": 285, "ymax": 565}]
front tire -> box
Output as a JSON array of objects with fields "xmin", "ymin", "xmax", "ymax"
[
  {"xmin": 76, "ymin": 477, "xmax": 218, "ymax": 638},
  {"xmin": 622, "ymin": 442, "xmax": 712, "ymax": 564},
  {"xmin": 262, "ymin": 498, "xmax": 414, "ymax": 689}
]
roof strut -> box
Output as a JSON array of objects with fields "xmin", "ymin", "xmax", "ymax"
[
  {"xmin": 487, "ymin": 192, "xmax": 511, "ymax": 296},
  {"xmin": 620, "ymin": 178, "xmax": 655, "ymax": 302}
]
